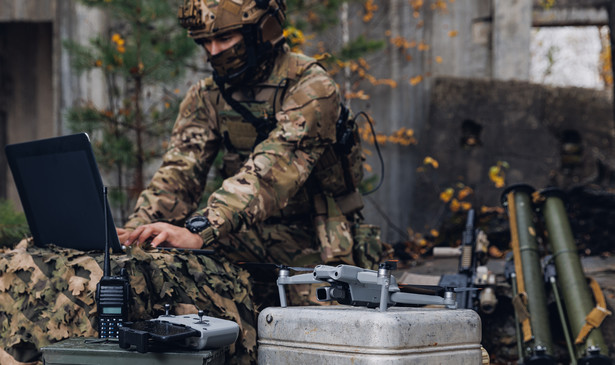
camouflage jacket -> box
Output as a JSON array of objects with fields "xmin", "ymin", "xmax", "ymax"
[{"xmin": 125, "ymin": 47, "xmax": 353, "ymax": 240}]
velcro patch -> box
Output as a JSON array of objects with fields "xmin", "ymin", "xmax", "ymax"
[{"xmin": 221, "ymin": 0, "xmax": 241, "ymax": 14}]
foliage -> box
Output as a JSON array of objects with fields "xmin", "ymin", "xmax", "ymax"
[
  {"xmin": 286, "ymin": 0, "xmax": 357, "ymax": 31},
  {"xmin": 599, "ymin": 26, "xmax": 613, "ymax": 88},
  {"xmin": 64, "ymin": 0, "xmax": 199, "ymax": 222},
  {"xmin": 0, "ymin": 199, "xmax": 30, "ymax": 248},
  {"xmin": 488, "ymin": 161, "xmax": 509, "ymax": 188}
]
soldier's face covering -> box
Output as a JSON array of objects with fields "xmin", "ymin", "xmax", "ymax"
[{"xmin": 203, "ymin": 32, "xmax": 249, "ymax": 85}]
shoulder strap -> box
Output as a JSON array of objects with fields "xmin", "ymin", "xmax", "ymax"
[{"xmin": 214, "ymin": 76, "xmax": 275, "ymax": 148}]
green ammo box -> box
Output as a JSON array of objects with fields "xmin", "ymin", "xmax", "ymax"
[{"xmin": 42, "ymin": 337, "xmax": 225, "ymax": 365}]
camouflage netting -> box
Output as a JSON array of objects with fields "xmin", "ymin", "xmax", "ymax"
[{"xmin": 0, "ymin": 239, "xmax": 256, "ymax": 365}]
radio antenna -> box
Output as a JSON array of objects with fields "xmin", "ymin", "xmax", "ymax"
[{"xmin": 103, "ymin": 186, "xmax": 111, "ymax": 277}]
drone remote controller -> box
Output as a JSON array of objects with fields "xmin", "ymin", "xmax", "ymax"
[{"xmin": 154, "ymin": 311, "xmax": 239, "ymax": 350}]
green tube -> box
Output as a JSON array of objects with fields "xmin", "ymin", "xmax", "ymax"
[
  {"xmin": 511, "ymin": 189, "xmax": 554, "ymax": 355},
  {"xmin": 540, "ymin": 189, "xmax": 608, "ymax": 357},
  {"xmin": 504, "ymin": 185, "xmax": 553, "ymax": 355}
]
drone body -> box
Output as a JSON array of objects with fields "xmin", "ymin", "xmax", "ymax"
[{"xmin": 276, "ymin": 263, "xmax": 459, "ymax": 310}]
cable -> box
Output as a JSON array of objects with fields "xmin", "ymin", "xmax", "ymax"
[{"xmin": 355, "ymin": 111, "xmax": 384, "ymax": 195}]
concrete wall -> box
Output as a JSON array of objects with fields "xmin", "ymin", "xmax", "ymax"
[
  {"xmin": 0, "ymin": 23, "xmax": 54, "ymax": 205},
  {"xmin": 0, "ymin": 0, "xmax": 106, "ymax": 208},
  {"xmin": 412, "ymin": 77, "xmax": 615, "ymax": 232},
  {"xmin": 345, "ymin": 0, "xmax": 534, "ymax": 242}
]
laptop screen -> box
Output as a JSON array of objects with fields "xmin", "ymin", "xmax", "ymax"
[{"xmin": 5, "ymin": 133, "xmax": 122, "ymax": 251}]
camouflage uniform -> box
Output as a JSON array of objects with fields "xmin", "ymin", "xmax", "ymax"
[
  {"xmin": 124, "ymin": 46, "xmax": 381, "ymax": 270},
  {"xmin": 0, "ymin": 239, "xmax": 257, "ymax": 365}
]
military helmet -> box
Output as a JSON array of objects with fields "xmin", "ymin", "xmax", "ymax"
[
  {"xmin": 178, "ymin": 0, "xmax": 286, "ymax": 45},
  {"xmin": 178, "ymin": 0, "xmax": 286, "ymax": 84}
]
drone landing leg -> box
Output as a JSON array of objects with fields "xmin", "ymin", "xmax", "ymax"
[
  {"xmin": 378, "ymin": 263, "xmax": 393, "ymax": 312},
  {"xmin": 278, "ymin": 268, "xmax": 289, "ymax": 308}
]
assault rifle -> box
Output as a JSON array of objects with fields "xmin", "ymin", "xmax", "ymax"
[{"xmin": 437, "ymin": 209, "xmax": 495, "ymax": 313}]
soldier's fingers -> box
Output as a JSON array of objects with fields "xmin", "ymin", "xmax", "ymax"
[
  {"xmin": 117, "ymin": 228, "xmax": 132, "ymax": 243},
  {"xmin": 150, "ymin": 231, "xmax": 169, "ymax": 248},
  {"xmin": 137, "ymin": 226, "xmax": 156, "ymax": 245},
  {"xmin": 125, "ymin": 226, "xmax": 146, "ymax": 246}
]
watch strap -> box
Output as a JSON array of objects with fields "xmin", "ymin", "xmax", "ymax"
[{"xmin": 199, "ymin": 226, "xmax": 216, "ymax": 247}]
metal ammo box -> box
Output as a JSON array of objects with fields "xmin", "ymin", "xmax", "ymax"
[
  {"xmin": 42, "ymin": 337, "xmax": 225, "ymax": 365},
  {"xmin": 258, "ymin": 306, "xmax": 483, "ymax": 365}
]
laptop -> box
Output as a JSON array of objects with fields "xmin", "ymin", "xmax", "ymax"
[
  {"xmin": 6, "ymin": 133, "xmax": 215, "ymax": 254},
  {"xmin": 6, "ymin": 133, "xmax": 217, "ymax": 255},
  {"xmin": 5, "ymin": 133, "xmax": 123, "ymax": 251}
]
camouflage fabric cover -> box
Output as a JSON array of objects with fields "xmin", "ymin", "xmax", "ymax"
[
  {"xmin": 0, "ymin": 240, "xmax": 256, "ymax": 365},
  {"xmin": 124, "ymin": 47, "xmax": 380, "ymax": 269}
]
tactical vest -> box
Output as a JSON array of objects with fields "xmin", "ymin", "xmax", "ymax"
[{"xmin": 202, "ymin": 51, "xmax": 364, "ymax": 220}]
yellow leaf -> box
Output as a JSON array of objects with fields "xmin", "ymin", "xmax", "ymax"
[
  {"xmin": 423, "ymin": 156, "xmax": 439, "ymax": 168},
  {"xmin": 457, "ymin": 186, "xmax": 473, "ymax": 200},
  {"xmin": 314, "ymin": 52, "xmax": 331, "ymax": 61},
  {"xmin": 440, "ymin": 188, "xmax": 454, "ymax": 203},
  {"xmin": 430, "ymin": 229, "xmax": 439, "ymax": 237},
  {"xmin": 450, "ymin": 198, "xmax": 460, "ymax": 212},
  {"xmin": 410, "ymin": 75, "xmax": 423, "ymax": 85},
  {"xmin": 435, "ymin": 56, "xmax": 443, "ymax": 64},
  {"xmin": 461, "ymin": 201, "xmax": 472, "ymax": 211},
  {"xmin": 448, "ymin": 30, "xmax": 459, "ymax": 37}
]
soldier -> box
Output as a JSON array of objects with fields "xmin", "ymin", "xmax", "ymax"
[{"xmin": 119, "ymin": 0, "xmax": 382, "ymax": 276}]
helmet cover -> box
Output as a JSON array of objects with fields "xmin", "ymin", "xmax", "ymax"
[{"xmin": 178, "ymin": 0, "xmax": 286, "ymax": 45}]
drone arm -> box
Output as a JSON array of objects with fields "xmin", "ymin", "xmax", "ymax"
[
  {"xmin": 277, "ymin": 273, "xmax": 320, "ymax": 285},
  {"xmin": 277, "ymin": 272, "xmax": 321, "ymax": 308},
  {"xmin": 390, "ymin": 291, "xmax": 457, "ymax": 309}
]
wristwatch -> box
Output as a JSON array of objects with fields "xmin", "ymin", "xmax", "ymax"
[
  {"xmin": 185, "ymin": 215, "xmax": 210, "ymax": 233},
  {"xmin": 185, "ymin": 215, "xmax": 216, "ymax": 246}
]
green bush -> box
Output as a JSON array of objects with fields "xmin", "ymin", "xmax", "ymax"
[{"xmin": 0, "ymin": 199, "xmax": 30, "ymax": 248}]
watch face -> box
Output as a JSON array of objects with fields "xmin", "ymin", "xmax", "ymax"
[{"xmin": 186, "ymin": 216, "xmax": 210, "ymax": 233}]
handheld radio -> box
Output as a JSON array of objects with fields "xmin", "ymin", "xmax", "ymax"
[{"xmin": 96, "ymin": 187, "xmax": 131, "ymax": 339}]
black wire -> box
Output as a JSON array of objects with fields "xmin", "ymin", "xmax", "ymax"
[
  {"xmin": 355, "ymin": 111, "xmax": 384, "ymax": 195},
  {"xmin": 272, "ymin": 77, "xmax": 289, "ymax": 116}
]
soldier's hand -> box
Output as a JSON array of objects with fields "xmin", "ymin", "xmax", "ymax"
[
  {"xmin": 123, "ymin": 222, "xmax": 204, "ymax": 249},
  {"xmin": 116, "ymin": 227, "xmax": 133, "ymax": 243}
]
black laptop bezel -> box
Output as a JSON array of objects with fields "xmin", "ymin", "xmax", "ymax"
[{"xmin": 5, "ymin": 133, "xmax": 122, "ymax": 252}]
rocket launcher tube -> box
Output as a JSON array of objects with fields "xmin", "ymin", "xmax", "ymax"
[
  {"xmin": 539, "ymin": 188, "xmax": 609, "ymax": 359},
  {"xmin": 502, "ymin": 184, "xmax": 555, "ymax": 359}
]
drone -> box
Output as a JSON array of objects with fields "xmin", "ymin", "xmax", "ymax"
[{"xmin": 274, "ymin": 261, "xmax": 467, "ymax": 311}]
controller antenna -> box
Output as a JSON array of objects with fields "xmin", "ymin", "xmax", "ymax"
[{"xmin": 103, "ymin": 186, "xmax": 111, "ymax": 277}]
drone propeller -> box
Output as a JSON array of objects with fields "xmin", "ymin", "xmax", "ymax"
[
  {"xmin": 399, "ymin": 284, "xmax": 481, "ymax": 296},
  {"xmin": 236, "ymin": 262, "xmax": 314, "ymax": 272},
  {"xmin": 398, "ymin": 284, "xmax": 445, "ymax": 296}
]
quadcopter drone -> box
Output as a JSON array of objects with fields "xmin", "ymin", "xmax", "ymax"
[{"xmin": 274, "ymin": 261, "xmax": 465, "ymax": 311}]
